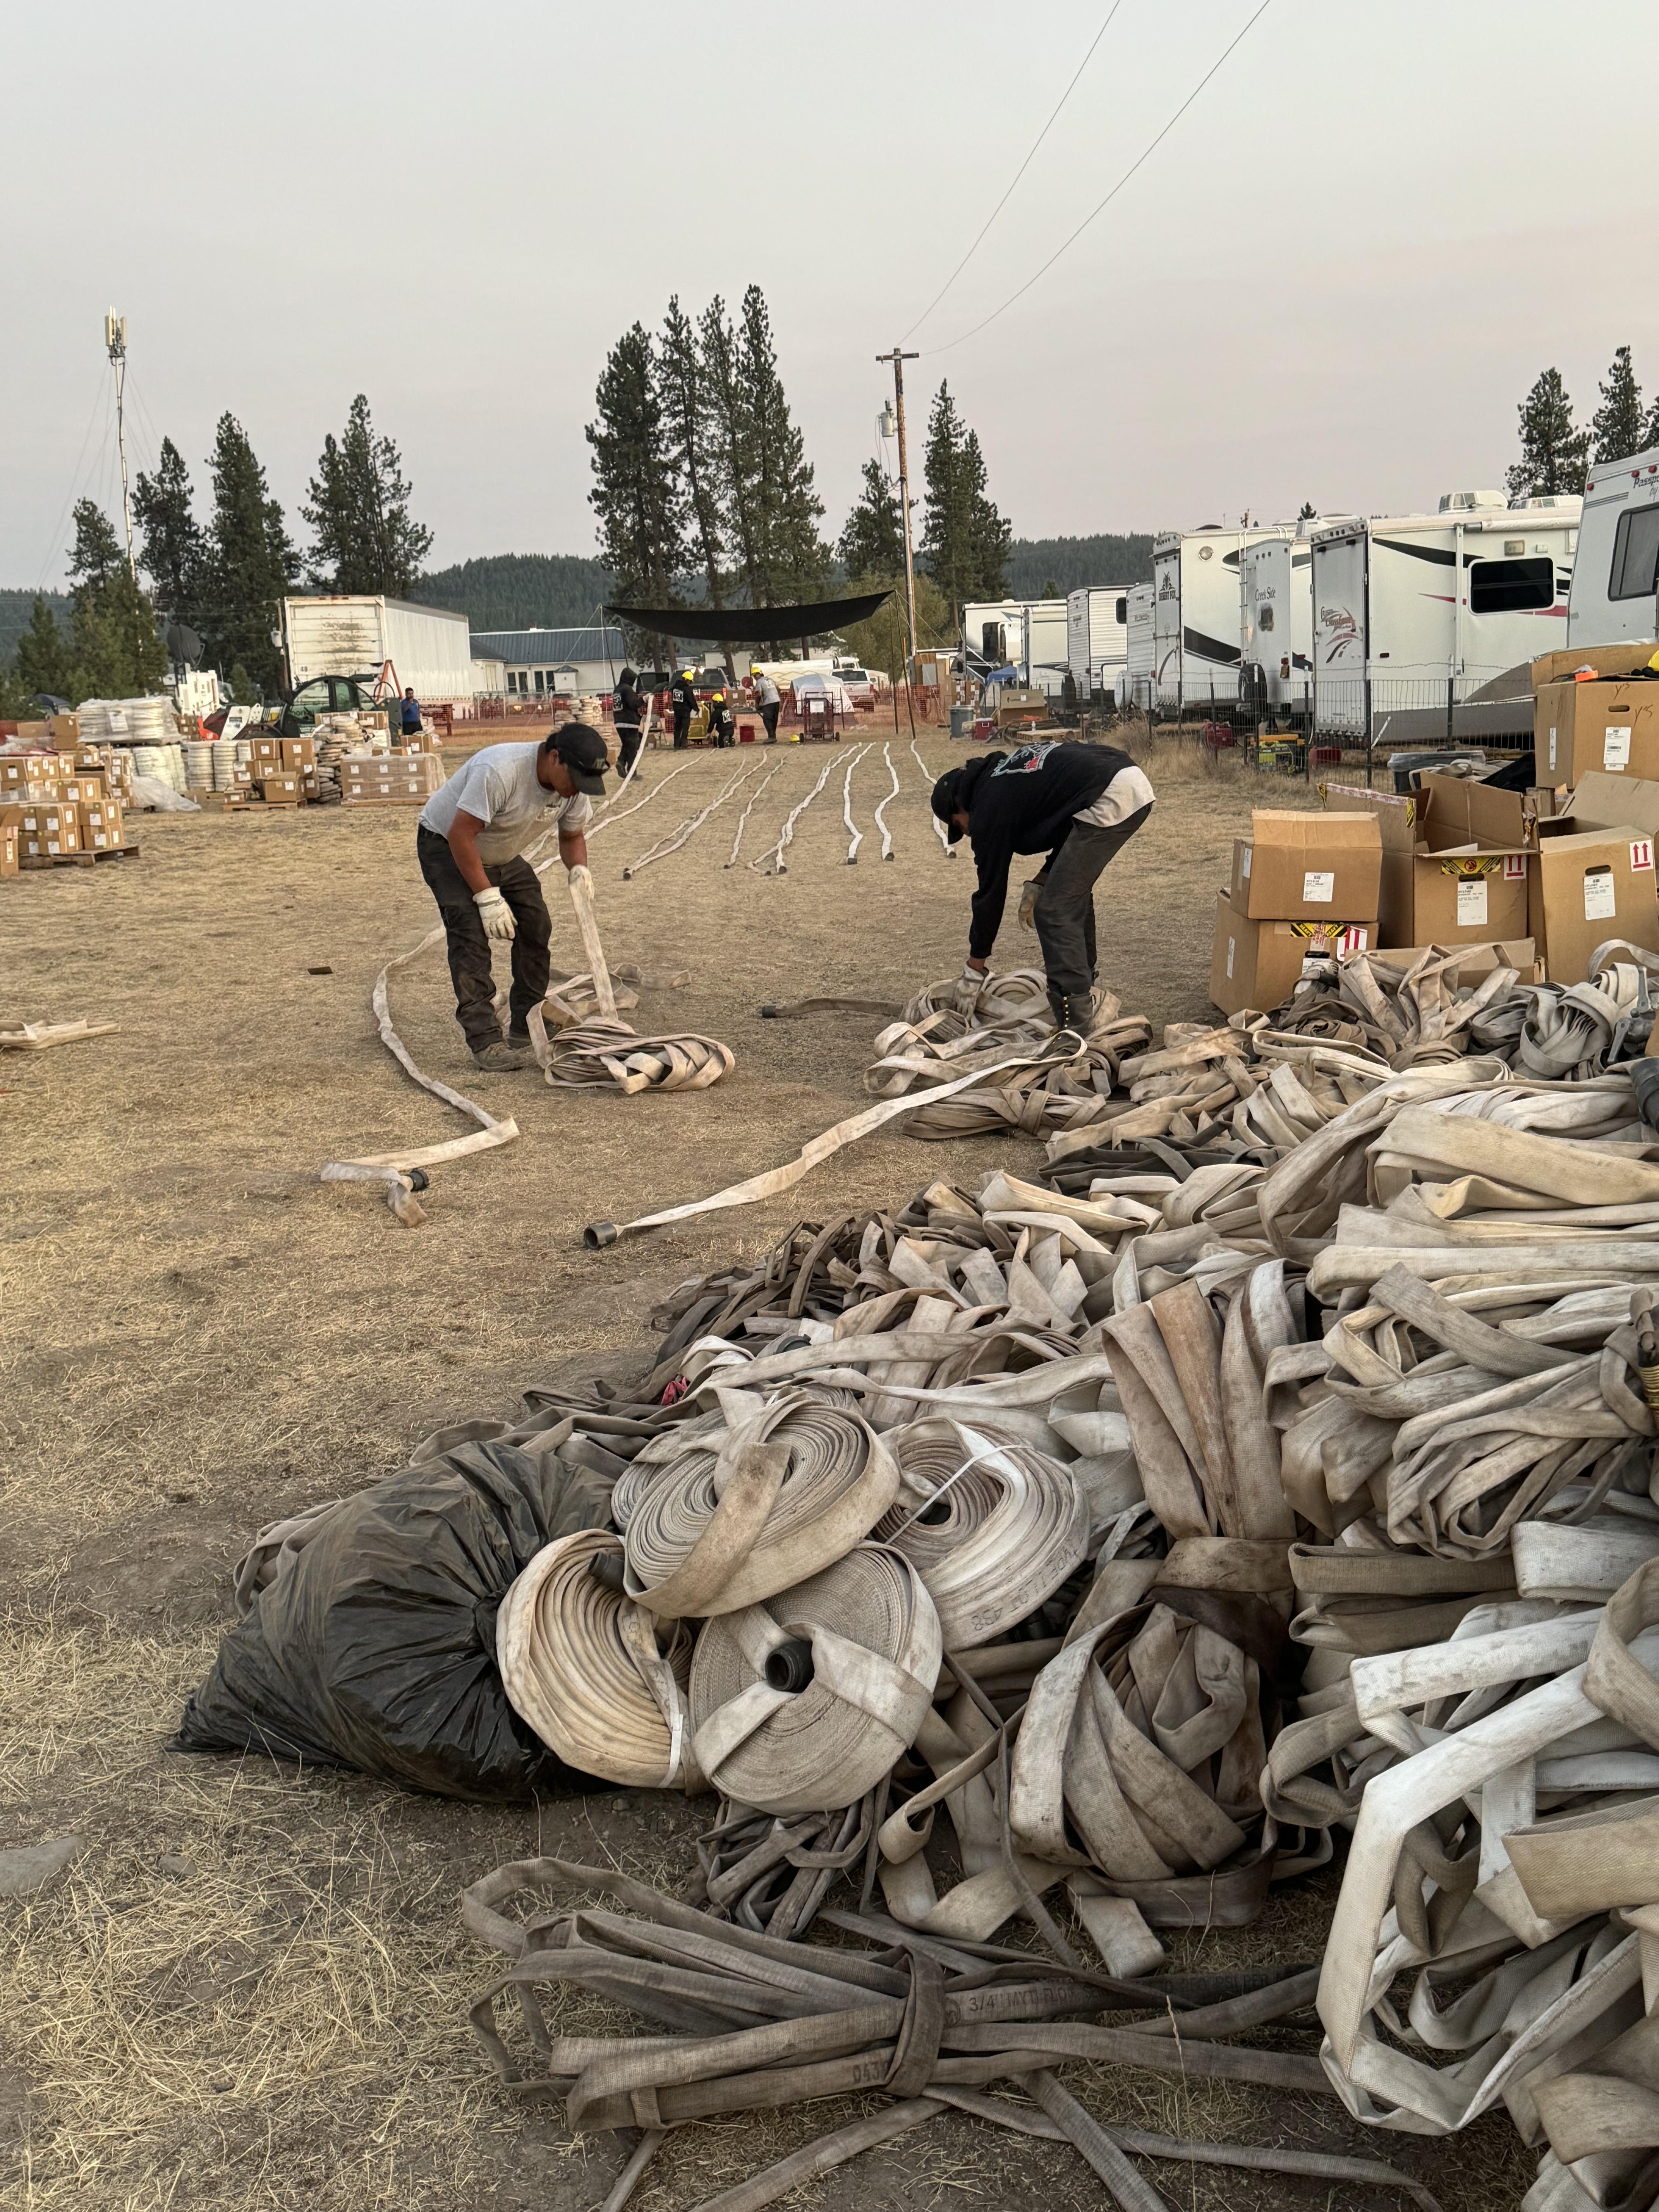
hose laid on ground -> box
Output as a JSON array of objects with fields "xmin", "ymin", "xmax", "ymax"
[
  {"xmin": 876, "ymin": 1418, "xmax": 1089, "ymax": 1648},
  {"xmin": 874, "ymin": 743, "xmax": 900, "ymax": 861},
  {"xmin": 623, "ymin": 761, "xmax": 760, "ymax": 878},
  {"xmin": 912, "ymin": 738, "xmax": 953, "ymax": 857},
  {"xmin": 723, "ymin": 766, "xmax": 779, "ymax": 866},
  {"xmin": 688, "ymin": 1545, "xmax": 942, "ymax": 1815},
  {"xmin": 751, "ymin": 746, "xmax": 871, "ymax": 875},
  {"xmin": 843, "ymin": 751, "xmax": 863, "ymax": 863},
  {"xmin": 622, "ymin": 1390, "xmax": 901, "ymax": 1617},
  {"xmin": 495, "ymin": 1529, "xmax": 701, "ymax": 1789}
]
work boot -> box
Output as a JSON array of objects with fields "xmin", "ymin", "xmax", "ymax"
[{"xmin": 472, "ymin": 1039, "xmax": 532, "ymax": 1072}]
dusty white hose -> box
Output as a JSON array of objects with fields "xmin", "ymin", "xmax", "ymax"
[
  {"xmin": 623, "ymin": 762, "xmax": 758, "ymax": 878},
  {"xmin": 873, "ymin": 743, "xmax": 900, "ymax": 861},
  {"xmin": 751, "ymin": 748, "xmax": 869, "ymax": 876},
  {"xmin": 842, "ymin": 751, "xmax": 863, "ymax": 864},
  {"xmin": 724, "ymin": 767, "xmax": 779, "ymax": 866},
  {"xmin": 912, "ymin": 738, "xmax": 954, "ymax": 857}
]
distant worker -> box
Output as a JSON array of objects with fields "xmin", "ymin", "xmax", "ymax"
[
  {"xmin": 709, "ymin": 689, "xmax": 736, "ymax": 748},
  {"xmin": 614, "ymin": 665, "xmax": 647, "ymax": 782},
  {"xmin": 931, "ymin": 738, "xmax": 1154, "ymax": 1045},
  {"xmin": 752, "ymin": 665, "xmax": 781, "ymax": 744},
  {"xmin": 416, "ymin": 724, "xmax": 609, "ymax": 1071},
  {"xmin": 669, "ymin": 667, "xmax": 697, "ymax": 750},
  {"xmin": 400, "ymin": 687, "xmax": 422, "ymax": 743}
]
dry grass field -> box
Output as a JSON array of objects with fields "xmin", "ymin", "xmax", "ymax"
[{"xmin": 0, "ymin": 726, "xmax": 1530, "ymax": 2212}]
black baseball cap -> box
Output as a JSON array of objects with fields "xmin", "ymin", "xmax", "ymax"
[{"xmin": 553, "ymin": 722, "xmax": 609, "ymax": 795}]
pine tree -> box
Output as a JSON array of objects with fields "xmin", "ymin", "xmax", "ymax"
[
  {"xmin": 12, "ymin": 594, "xmax": 74, "ymax": 701},
  {"xmin": 1041, "ymin": 576, "xmax": 1061, "ymax": 599},
  {"xmin": 1297, "ymin": 500, "xmax": 1317, "ymax": 521},
  {"xmin": 836, "ymin": 459, "xmax": 905, "ymax": 581},
  {"xmin": 63, "ymin": 499, "xmax": 168, "ymax": 700},
  {"xmin": 586, "ymin": 324, "xmax": 688, "ymax": 673},
  {"xmin": 1590, "ymin": 347, "xmax": 1645, "ymax": 465},
  {"xmin": 735, "ymin": 285, "xmax": 828, "ymax": 603},
  {"xmin": 699, "ymin": 295, "xmax": 762, "ymax": 604},
  {"xmin": 201, "ymin": 414, "xmax": 297, "ymax": 694},
  {"xmin": 1506, "ymin": 368, "xmax": 1590, "ymax": 501},
  {"xmin": 920, "ymin": 385, "xmax": 1011, "ymax": 622},
  {"xmin": 133, "ymin": 436, "xmax": 208, "ymax": 632},
  {"xmin": 301, "ymin": 395, "xmax": 433, "ymax": 594},
  {"xmin": 659, "ymin": 296, "xmax": 726, "ymax": 610}
]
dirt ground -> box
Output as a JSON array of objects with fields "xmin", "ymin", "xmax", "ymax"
[{"xmin": 0, "ymin": 724, "xmax": 1530, "ymax": 2211}]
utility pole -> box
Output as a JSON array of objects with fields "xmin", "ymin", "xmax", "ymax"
[
  {"xmin": 105, "ymin": 310, "xmax": 136, "ymax": 579},
  {"xmin": 876, "ymin": 347, "xmax": 919, "ymax": 682}
]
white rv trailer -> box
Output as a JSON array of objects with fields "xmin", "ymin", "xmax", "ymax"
[
  {"xmin": 1151, "ymin": 526, "xmax": 1295, "ymax": 714},
  {"xmin": 1310, "ymin": 493, "xmax": 1580, "ymax": 738},
  {"xmin": 961, "ymin": 599, "xmax": 1069, "ymax": 690},
  {"xmin": 1240, "ymin": 536, "xmax": 1314, "ymax": 725},
  {"xmin": 1065, "ymin": 586, "xmax": 1130, "ymax": 702},
  {"xmin": 1121, "ymin": 583, "xmax": 1156, "ymax": 708},
  {"xmin": 1568, "ymin": 445, "xmax": 1659, "ymax": 645}
]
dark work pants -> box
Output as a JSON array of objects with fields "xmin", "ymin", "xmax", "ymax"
[
  {"xmin": 616, "ymin": 721, "xmax": 642, "ymax": 775},
  {"xmin": 672, "ymin": 707, "xmax": 692, "ymax": 749},
  {"xmin": 1032, "ymin": 806, "xmax": 1152, "ymax": 1006},
  {"xmin": 761, "ymin": 702, "xmax": 780, "ymax": 743},
  {"xmin": 417, "ymin": 825, "xmax": 552, "ymax": 1050}
]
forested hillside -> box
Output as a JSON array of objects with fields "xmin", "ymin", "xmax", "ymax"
[
  {"xmin": 409, "ymin": 554, "xmax": 612, "ymax": 630},
  {"xmin": 1004, "ymin": 534, "xmax": 1157, "ymax": 596}
]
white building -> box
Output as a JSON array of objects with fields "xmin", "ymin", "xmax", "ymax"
[{"xmin": 471, "ymin": 625, "xmax": 629, "ymax": 700}]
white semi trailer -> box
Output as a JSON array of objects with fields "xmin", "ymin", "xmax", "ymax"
[
  {"xmin": 278, "ymin": 595, "xmax": 478, "ymax": 705},
  {"xmin": 1310, "ymin": 493, "xmax": 1579, "ymax": 738}
]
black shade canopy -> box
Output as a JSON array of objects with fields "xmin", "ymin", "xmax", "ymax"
[{"xmin": 606, "ymin": 589, "xmax": 891, "ymax": 642}]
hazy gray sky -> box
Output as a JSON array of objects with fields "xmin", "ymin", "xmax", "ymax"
[{"xmin": 6, "ymin": 0, "xmax": 1657, "ymax": 587}]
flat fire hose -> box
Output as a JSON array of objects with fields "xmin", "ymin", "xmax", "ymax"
[{"xmin": 582, "ymin": 1042, "xmax": 1068, "ymax": 1247}]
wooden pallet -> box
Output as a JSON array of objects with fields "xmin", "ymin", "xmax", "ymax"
[{"xmin": 17, "ymin": 841, "xmax": 141, "ymax": 871}]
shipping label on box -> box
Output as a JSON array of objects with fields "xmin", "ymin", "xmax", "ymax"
[
  {"xmin": 1535, "ymin": 680, "xmax": 1659, "ymax": 783},
  {"xmin": 0, "ymin": 828, "xmax": 16, "ymax": 876}
]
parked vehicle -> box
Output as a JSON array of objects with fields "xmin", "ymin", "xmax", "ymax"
[
  {"xmin": 278, "ymin": 595, "xmax": 477, "ymax": 706},
  {"xmin": 1121, "ymin": 583, "xmax": 1156, "ymax": 710},
  {"xmin": 961, "ymin": 599, "xmax": 1069, "ymax": 685},
  {"xmin": 1239, "ymin": 534, "xmax": 1315, "ymax": 728},
  {"xmin": 1065, "ymin": 586, "xmax": 1130, "ymax": 705},
  {"xmin": 1310, "ymin": 493, "xmax": 1580, "ymax": 742},
  {"xmin": 1567, "ymin": 444, "xmax": 1659, "ymax": 645},
  {"xmin": 1151, "ymin": 525, "xmax": 1295, "ymax": 714}
]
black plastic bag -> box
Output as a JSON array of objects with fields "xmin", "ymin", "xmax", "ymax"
[{"xmin": 173, "ymin": 1440, "xmax": 615, "ymax": 1800}]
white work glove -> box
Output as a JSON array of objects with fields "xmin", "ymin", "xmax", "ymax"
[
  {"xmin": 473, "ymin": 885, "xmax": 516, "ymax": 941},
  {"xmin": 1018, "ymin": 878, "xmax": 1043, "ymax": 930},
  {"xmin": 954, "ymin": 958, "xmax": 986, "ymax": 1013}
]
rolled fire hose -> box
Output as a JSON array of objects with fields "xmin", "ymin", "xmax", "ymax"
[
  {"xmin": 687, "ymin": 1544, "xmax": 942, "ymax": 1815},
  {"xmin": 534, "ymin": 1018, "xmax": 734, "ymax": 1093},
  {"xmin": 875, "ymin": 1417, "xmax": 1088, "ymax": 1648},
  {"xmin": 495, "ymin": 1529, "xmax": 701, "ymax": 1790},
  {"xmin": 623, "ymin": 1390, "xmax": 901, "ymax": 1617}
]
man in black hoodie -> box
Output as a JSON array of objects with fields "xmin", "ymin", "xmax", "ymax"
[
  {"xmin": 613, "ymin": 666, "xmax": 647, "ymax": 781},
  {"xmin": 931, "ymin": 738, "xmax": 1154, "ymax": 1040}
]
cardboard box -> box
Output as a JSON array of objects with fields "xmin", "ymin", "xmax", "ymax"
[
  {"xmin": 280, "ymin": 736, "xmax": 316, "ymax": 773},
  {"xmin": 1529, "ymin": 827, "xmax": 1659, "ymax": 982},
  {"xmin": 60, "ymin": 774, "xmax": 105, "ymax": 807},
  {"xmin": 48, "ymin": 713, "xmax": 80, "ymax": 750},
  {"xmin": 1532, "ymin": 644, "xmax": 1659, "ymax": 690},
  {"xmin": 78, "ymin": 799, "xmax": 125, "ymax": 848},
  {"xmin": 256, "ymin": 773, "xmax": 302, "ymax": 804},
  {"xmin": 1229, "ymin": 811, "xmax": 1381, "ymax": 921},
  {"xmin": 248, "ymin": 735, "xmax": 281, "ymax": 766},
  {"xmin": 195, "ymin": 790, "xmax": 248, "ymax": 812},
  {"xmin": 0, "ymin": 825, "xmax": 15, "ymax": 877},
  {"xmin": 1324, "ymin": 775, "xmax": 1532, "ymax": 947},
  {"xmin": 1535, "ymin": 678, "xmax": 1659, "ymax": 784},
  {"xmin": 1209, "ymin": 892, "xmax": 1371, "ymax": 1017}
]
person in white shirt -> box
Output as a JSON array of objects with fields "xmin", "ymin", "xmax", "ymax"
[
  {"xmin": 752, "ymin": 666, "xmax": 782, "ymax": 744},
  {"xmin": 416, "ymin": 724, "xmax": 608, "ymax": 1070}
]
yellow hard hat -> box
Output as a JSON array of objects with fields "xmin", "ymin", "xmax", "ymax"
[{"xmin": 750, "ymin": 664, "xmax": 763, "ymax": 674}]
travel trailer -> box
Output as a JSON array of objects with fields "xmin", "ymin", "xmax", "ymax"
[
  {"xmin": 1310, "ymin": 494, "xmax": 1579, "ymax": 738},
  {"xmin": 961, "ymin": 599, "xmax": 1070, "ymax": 690},
  {"xmin": 1567, "ymin": 445, "xmax": 1659, "ymax": 646},
  {"xmin": 1065, "ymin": 586, "xmax": 1130, "ymax": 704},
  {"xmin": 1239, "ymin": 534, "xmax": 1314, "ymax": 726},
  {"xmin": 1151, "ymin": 526, "xmax": 1295, "ymax": 713}
]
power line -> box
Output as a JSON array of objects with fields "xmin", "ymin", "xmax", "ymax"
[
  {"xmin": 926, "ymin": 0, "xmax": 1275, "ymax": 357},
  {"xmin": 903, "ymin": 1, "xmax": 1123, "ymax": 343},
  {"xmin": 36, "ymin": 369, "xmax": 112, "ymax": 591}
]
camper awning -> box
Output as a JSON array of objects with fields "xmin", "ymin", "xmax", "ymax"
[{"xmin": 606, "ymin": 590, "xmax": 891, "ymax": 642}]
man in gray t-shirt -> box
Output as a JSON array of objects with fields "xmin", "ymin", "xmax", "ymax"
[{"xmin": 416, "ymin": 724, "xmax": 608, "ymax": 1070}]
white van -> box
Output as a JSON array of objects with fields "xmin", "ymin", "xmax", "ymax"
[{"xmin": 1568, "ymin": 445, "xmax": 1659, "ymax": 645}]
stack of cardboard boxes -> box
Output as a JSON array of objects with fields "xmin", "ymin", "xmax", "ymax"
[
  {"xmin": 340, "ymin": 750, "xmax": 447, "ymax": 808},
  {"xmin": 1209, "ymin": 645, "xmax": 1659, "ymax": 1013},
  {"xmin": 1210, "ymin": 810, "xmax": 1382, "ymax": 1016},
  {"xmin": 242, "ymin": 732, "xmax": 319, "ymax": 805},
  {"xmin": 0, "ymin": 716, "xmax": 130, "ymax": 874}
]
